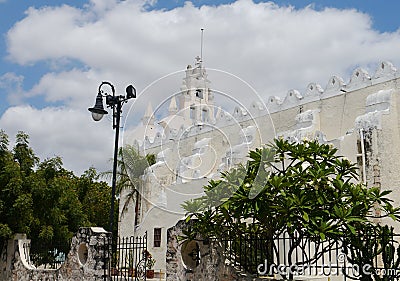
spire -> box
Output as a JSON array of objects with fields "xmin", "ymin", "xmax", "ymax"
[
  {"xmin": 194, "ymin": 29, "xmax": 204, "ymax": 68},
  {"xmin": 142, "ymin": 102, "xmax": 155, "ymax": 125},
  {"xmin": 200, "ymin": 28, "xmax": 204, "ymax": 66},
  {"xmin": 169, "ymin": 96, "xmax": 178, "ymax": 115}
]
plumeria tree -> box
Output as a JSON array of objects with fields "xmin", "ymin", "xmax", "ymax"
[{"xmin": 182, "ymin": 138, "xmax": 400, "ymax": 279}]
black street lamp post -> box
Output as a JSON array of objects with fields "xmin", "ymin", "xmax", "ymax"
[{"xmin": 88, "ymin": 81, "xmax": 136, "ymax": 233}]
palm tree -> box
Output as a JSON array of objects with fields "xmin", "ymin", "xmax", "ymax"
[{"xmin": 102, "ymin": 145, "xmax": 155, "ymax": 216}]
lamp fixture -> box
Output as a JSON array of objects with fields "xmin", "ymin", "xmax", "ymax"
[{"xmin": 88, "ymin": 81, "xmax": 136, "ymax": 233}]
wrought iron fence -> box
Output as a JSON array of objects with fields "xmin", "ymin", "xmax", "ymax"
[
  {"xmin": 107, "ymin": 232, "xmax": 148, "ymax": 281},
  {"xmin": 213, "ymin": 228, "xmax": 400, "ymax": 281},
  {"xmin": 25, "ymin": 239, "xmax": 71, "ymax": 269}
]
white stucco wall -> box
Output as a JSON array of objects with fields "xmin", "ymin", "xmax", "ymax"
[{"xmin": 120, "ymin": 60, "xmax": 400, "ymax": 273}]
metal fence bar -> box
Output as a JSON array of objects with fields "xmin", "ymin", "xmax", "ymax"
[
  {"xmin": 104, "ymin": 232, "xmax": 147, "ymax": 281},
  {"xmin": 29, "ymin": 239, "xmax": 71, "ymax": 269},
  {"xmin": 216, "ymin": 229, "xmax": 400, "ymax": 280}
]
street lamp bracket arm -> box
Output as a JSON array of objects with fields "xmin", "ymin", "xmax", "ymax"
[
  {"xmin": 98, "ymin": 82, "xmax": 136, "ymax": 107},
  {"xmin": 98, "ymin": 81, "xmax": 116, "ymax": 97}
]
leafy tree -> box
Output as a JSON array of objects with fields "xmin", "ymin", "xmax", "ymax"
[
  {"xmin": 0, "ymin": 131, "xmax": 112, "ymax": 267},
  {"xmin": 78, "ymin": 167, "xmax": 111, "ymax": 229},
  {"xmin": 13, "ymin": 131, "xmax": 38, "ymax": 176},
  {"xmin": 0, "ymin": 130, "xmax": 20, "ymax": 243},
  {"xmin": 0, "ymin": 131, "xmax": 34, "ymax": 244},
  {"xmin": 27, "ymin": 156, "xmax": 88, "ymax": 266},
  {"xmin": 182, "ymin": 139, "xmax": 400, "ymax": 279}
]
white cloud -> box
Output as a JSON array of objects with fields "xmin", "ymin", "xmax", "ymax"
[
  {"xmin": 27, "ymin": 69, "xmax": 99, "ymax": 109},
  {"xmin": 3, "ymin": 0, "xmax": 400, "ymax": 174},
  {"xmin": 7, "ymin": 1, "xmax": 400, "ymax": 92},
  {"xmin": 0, "ymin": 72, "xmax": 25, "ymax": 105},
  {"xmin": 0, "ymin": 105, "xmax": 115, "ymax": 175}
]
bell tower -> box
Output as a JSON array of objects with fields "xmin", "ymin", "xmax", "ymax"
[{"xmin": 178, "ymin": 56, "xmax": 214, "ymax": 123}]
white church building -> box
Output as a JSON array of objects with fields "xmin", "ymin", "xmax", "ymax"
[{"xmin": 119, "ymin": 57, "xmax": 400, "ymax": 273}]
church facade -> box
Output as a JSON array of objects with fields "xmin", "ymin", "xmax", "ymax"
[{"xmin": 119, "ymin": 58, "xmax": 400, "ymax": 273}]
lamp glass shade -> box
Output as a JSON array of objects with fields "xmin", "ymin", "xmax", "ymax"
[
  {"xmin": 88, "ymin": 93, "xmax": 108, "ymax": 121},
  {"xmin": 91, "ymin": 111, "xmax": 105, "ymax": 121}
]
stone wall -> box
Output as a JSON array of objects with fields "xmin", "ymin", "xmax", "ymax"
[
  {"xmin": 0, "ymin": 227, "xmax": 111, "ymax": 281},
  {"xmin": 166, "ymin": 220, "xmax": 262, "ymax": 281}
]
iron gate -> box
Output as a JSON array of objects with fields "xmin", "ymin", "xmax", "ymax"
[{"xmin": 106, "ymin": 232, "xmax": 148, "ymax": 281}]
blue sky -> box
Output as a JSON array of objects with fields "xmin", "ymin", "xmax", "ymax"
[
  {"xmin": 153, "ymin": 0, "xmax": 400, "ymax": 32},
  {"xmin": 0, "ymin": 0, "xmax": 400, "ymax": 174},
  {"xmin": 1, "ymin": 0, "xmax": 399, "ymax": 113},
  {"xmin": 0, "ymin": 1, "xmax": 84, "ymax": 111}
]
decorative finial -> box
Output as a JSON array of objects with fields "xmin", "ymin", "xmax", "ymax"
[{"xmin": 195, "ymin": 56, "xmax": 201, "ymax": 64}]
